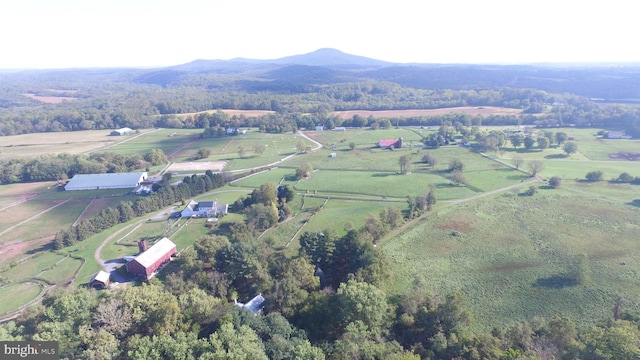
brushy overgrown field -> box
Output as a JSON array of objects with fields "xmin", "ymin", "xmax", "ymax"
[{"xmin": 381, "ymin": 189, "xmax": 640, "ymax": 331}]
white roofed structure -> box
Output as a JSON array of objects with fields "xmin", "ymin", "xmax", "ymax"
[{"xmin": 65, "ymin": 172, "xmax": 147, "ymax": 191}]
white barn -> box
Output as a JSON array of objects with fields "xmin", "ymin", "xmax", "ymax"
[
  {"xmin": 65, "ymin": 172, "xmax": 147, "ymax": 191},
  {"xmin": 180, "ymin": 200, "xmax": 228, "ymax": 218},
  {"xmin": 110, "ymin": 127, "xmax": 133, "ymax": 136}
]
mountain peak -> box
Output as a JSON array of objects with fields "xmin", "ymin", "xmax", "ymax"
[{"xmin": 272, "ymin": 48, "xmax": 391, "ymax": 68}]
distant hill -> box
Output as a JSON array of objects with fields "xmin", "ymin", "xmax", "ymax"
[
  {"xmin": 3, "ymin": 48, "xmax": 640, "ymax": 100},
  {"xmin": 153, "ymin": 49, "xmax": 640, "ymax": 99}
]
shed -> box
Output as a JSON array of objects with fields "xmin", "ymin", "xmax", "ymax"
[
  {"xmin": 89, "ymin": 270, "xmax": 111, "ymax": 290},
  {"xmin": 126, "ymin": 237, "xmax": 176, "ymax": 280}
]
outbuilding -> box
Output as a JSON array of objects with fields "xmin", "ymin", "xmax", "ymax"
[
  {"xmin": 110, "ymin": 127, "xmax": 133, "ymax": 136},
  {"xmin": 126, "ymin": 237, "xmax": 176, "ymax": 280},
  {"xmin": 89, "ymin": 270, "xmax": 111, "ymax": 290},
  {"xmin": 65, "ymin": 172, "xmax": 147, "ymax": 191}
]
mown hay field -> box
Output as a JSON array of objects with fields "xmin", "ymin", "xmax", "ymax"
[
  {"xmin": 330, "ymin": 106, "xmax": 523, "ymax": 119},
  {"xmin": 0, "ymin": 130, "xmax": 125, "ymax": 158}
]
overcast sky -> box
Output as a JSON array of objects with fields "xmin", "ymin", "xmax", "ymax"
[{"xmin": 1, "ymin": 0, "xmax": 637, "ymax": 69}]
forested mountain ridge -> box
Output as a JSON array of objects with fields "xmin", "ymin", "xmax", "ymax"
[{"xmin": 2, "ymin": 48, "xmax": 640, "ymax": 136}]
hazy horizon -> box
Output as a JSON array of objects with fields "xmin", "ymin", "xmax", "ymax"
[{"xmin": 2, "ymin": 0, "xmax": 637, "ymax": 69}]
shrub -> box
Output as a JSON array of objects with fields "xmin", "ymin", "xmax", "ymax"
[
  {"xmin": 585, "ymin": 171, "xmax": 603, "ymax": 182},
  {"xmin": 525, "ymin": 186, "xmax": 537, "ymax": 196},
  {"xmin": 549, "ymin": 176, "xmax": 562, "ymax": 189},
  {"xmin": 617, "ymin": 172, "xmax": 634, "ymax": 183}
]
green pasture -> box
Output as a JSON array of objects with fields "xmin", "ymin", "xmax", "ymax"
[
  {"xmin": 498, "ymin": 127, "xmax": 640, "ymax": 162},
  {"xmin": 0, "ymin": 200, "xmax": 59, "ymax": 229},
  {"xmin": 170, "ymin": 218, "xmax": 213, "ymax": 251},
  {"xmin": 303, "ymin": 198, "xmax": 407, "ymax": 237},
  {"xmin": 0, "ymin": 200, "xmax": 85, "ymax": 243},
  {"xmin": 539, "ymin": 159, "xmax": 640, "ymax": 181},
  {"xmin": 106, "ymin": 128, "xmax": 201, "ymax": 156},
  {"xmin": 35, "ymin": 187, "xmax": 134, "ymax": 200},
  {"xmin": 561, "ymin": 180, "xmax": 640, "ymax": 202},
  {"xmin": 36, "ymin": 256, "xmax": 83, "ymax": 285},
  {"xmin": 0, "ymin": 182, "xmax": 49, "ymax": 208},
  {"xmin": 0, "ymin": 199, "xmax": 89, "ymax": 244},
  {"xmin": 217, "ymin": 132, "xmax": 316, "ymax": 171},
  {"xmin": 193, "ymin": 187, "xmax": 252, "ymax": 204},
  {"xmin": 580, "ymin": 139, "xmax": 640, "ymax": 160},
  {"xmin": 294, "ymin": 170, "xmax": 476, "ymax": 200},
  {"xmin": 307, "ymin": 128, "xmax": 425, "ymax": 149},
  {"xmin": 0, "ymin": 252, "xmax": 67, "ymax": 282},
  {"xmin": 0, "ymin": 283, "xmax": 42, "ymax": 315},
  {"xmin": 230, "ymin": 168, "xmax": 294, "ymax": 188},
  {"xmin": 382, "ymin": 191, "xmax": 640, "ymax": 331},
  {"xmin": 100, "ymin": 221, "xmax": 167, "ymax": 261}
]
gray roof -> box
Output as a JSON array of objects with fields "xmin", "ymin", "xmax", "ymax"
[
  {"xmin": 134, "ymin": 237, "xmax": 176, "ymax": 268},
  {"xmin": 236, "ymin": 294, "xmax": 265, "ymax": 314},
  {"xmin": 65, "ymin": 172, "xmax": 147, "ymax": 190}
]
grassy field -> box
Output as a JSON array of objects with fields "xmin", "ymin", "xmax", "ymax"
[
  {"xmin": 0, "ymin": 199, "xmax": 90, "ymax": 244},
  {"xmin": 382, "ymin": 190, "xmax": 640, "ymax": 331},
  {"xmin": 36, "ymin": 256, "xmax": 83, "ymax": 285},
  {"xmin": 0, "ymin": 252, "xmax": 67, "ymax": 283},
  {"xmin": 2, "ymin": 125, "xmax": 640, "ymax": 328},
  {"xmin": 0, "ymin": 283, "xmax": 43, "ymax": 314},
  {"xmin": 0, "ymin": 130, "xmax": 127, "ymax": 158},
  {"xmin": 102, "ymin": 128, "xmax": 200, "ymax": 157}
]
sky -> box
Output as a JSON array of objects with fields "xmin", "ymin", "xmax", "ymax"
[{"xmin": 1, "ymin": 0, "xmax": 638, "ymax": 69}]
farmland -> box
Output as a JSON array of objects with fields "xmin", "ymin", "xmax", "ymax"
[{"xmin": 1, "ymin": 123, "xmax": 640, "ymax": 333}]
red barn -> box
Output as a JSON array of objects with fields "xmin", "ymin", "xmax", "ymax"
[{"xmin": 126, "ymin": 237, "xmax": 176, "ymax": 280}]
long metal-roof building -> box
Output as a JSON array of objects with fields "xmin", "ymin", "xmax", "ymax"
[{"xmin": 65, "ymin": 172, "xmax": 147, "ymax": 191}]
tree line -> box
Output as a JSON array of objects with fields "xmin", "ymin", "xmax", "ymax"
[
  {"xmin": 0, "ymin": 149, "xmax": 167, "ymax": 184},
  {"xmin": 3, "ymin": 80, "xmax": 640, "ymax": 136}
]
